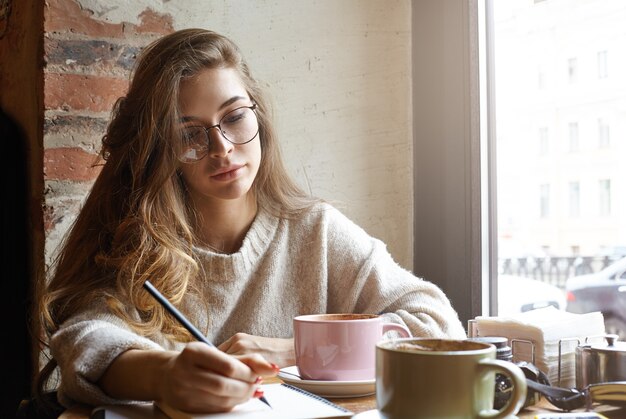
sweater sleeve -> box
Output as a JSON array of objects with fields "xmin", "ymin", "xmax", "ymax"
[
  {"xmin": 50, "ymin": 304, "xmax": 166, "ymax": 407},
  {"xmin": 323, "ymin": 206, "xmax": 467, "ymax": 339}
]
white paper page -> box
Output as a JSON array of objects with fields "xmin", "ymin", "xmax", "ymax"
[{"xmin": 157, "ymin": 383, "xmax": 352, "ymax": 419}]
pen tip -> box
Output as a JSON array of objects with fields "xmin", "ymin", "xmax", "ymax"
[{"xmin": 260, "ymin": 396, "xmax": 272, "ymax": 408}]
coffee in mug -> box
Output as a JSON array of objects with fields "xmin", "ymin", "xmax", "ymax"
[
  {"xmin": 293, "ymin": 313, "xmax": 411, "ymax": 381},
  {"xmin": 376, "ymin": 338, "xmax": 527, "ymax": 419}
]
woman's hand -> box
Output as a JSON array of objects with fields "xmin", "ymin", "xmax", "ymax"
[
  {"xmin": 218, "ymin": 333, "xmax": 295, "ymax": 368},
  {"xmin": 157, "ymin": 342, "xmax": 277, "ymax": 413},
  {"xmin": 99, "ymin": 345, "xmax": 277, "ymax": 413}
]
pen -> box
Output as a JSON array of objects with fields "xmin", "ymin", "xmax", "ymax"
[{"xmin": 143, "ymin": 280, "xmax": 272, "ymax": 409}]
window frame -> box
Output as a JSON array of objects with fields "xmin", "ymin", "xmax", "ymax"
[{"xmin": 411, "ymin": 0, "xmax": 495, "ymax": 326}]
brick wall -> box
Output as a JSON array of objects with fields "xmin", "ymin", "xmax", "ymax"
[{"xmin": 42, "ymin": 0, "xmax": 173, "ymax": 264}]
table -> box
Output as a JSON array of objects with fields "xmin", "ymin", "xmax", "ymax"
[
  {"xmin": 60, "ymin": 383, "xmax": 626, "ymax": 418},
  {"xmin": 330, "ymin": 394, "xmax": 626, "ymax": 418}
]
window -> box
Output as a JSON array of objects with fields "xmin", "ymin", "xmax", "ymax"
[
  {"xmin": 598, "ymin": 118, "xmax": 610, "ymax": 148},
  {"xmin": 413, "ymin": 1, "xmax": 625, "ymax": 326},
  {"xmin": 568, "ymin": 122, "xmax": 579, "ymax": 152},
  {"xmin": 599, "ymin": 179, "xmax": 611, "ymax": 216},
  {"xmin": 597, "ymin": 50, "xmax": 608, "ymax": 79},
  {"xmin": 568, "ymin": 58, "xmax": 577, "ymax": 84},
  {"xmin": 539, "ymin": 127, "xmax": 549, "ymax": 155},
  {"xmin": 492, "ymin": 0, "xmax": 626, "ymax": 335},
  {"xmin": 540, "ymin": 184, "xmax": 550, "ymax": 218},
  {"xmin": 569, "ymin": 181, "xmax": 580, "ymax": 217}
]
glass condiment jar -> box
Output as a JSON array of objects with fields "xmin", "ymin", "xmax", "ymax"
[
  {"xmin": 468, "ymin": 337, "xmax": 513, "ymax": 409},
  {"xmin": 467, "ymin": 336, "xmax": 540, "ymax": 410}
]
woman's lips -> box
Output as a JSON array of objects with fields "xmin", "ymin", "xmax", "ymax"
[{"xmin": 210, "ymin": 164, "xmax": 244, "ymax": 181}]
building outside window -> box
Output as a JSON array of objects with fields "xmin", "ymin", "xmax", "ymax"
[{"xmin": 493, "ymin": 0, "xmax": 626, "ymax": 335}]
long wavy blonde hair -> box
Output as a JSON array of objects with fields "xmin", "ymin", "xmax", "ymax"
[{"xmin": 36, "ymin": 28, "xmax": 317, "ymax": 396}]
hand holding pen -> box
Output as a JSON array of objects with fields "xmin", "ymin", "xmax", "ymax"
[{"xmin": 144, "ymin": 281, "xmax": 271, "ymax": 407}]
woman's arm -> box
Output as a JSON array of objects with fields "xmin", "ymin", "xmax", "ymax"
[
  {"xmin": 322, "ymin": 206, "xmax": 467, "ymax": 339},
  {"xmin": 50, "ymin": 307, "xmax": 276, "ymax": 410},
  {"xmin": 99, "ymin": 343, "xmax": 275, "ymax": 413}
]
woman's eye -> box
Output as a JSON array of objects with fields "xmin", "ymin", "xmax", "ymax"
[
  {"xmin": 222, "ymin": 110, "xmax": 245, "ymax": 125},
  {"xmin": 182, "ymin": 127, "xmax": 205, "ymax": 144}
]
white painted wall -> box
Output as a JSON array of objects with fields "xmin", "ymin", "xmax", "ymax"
[{"xmin": 81, "ymin": 0, "xmax": 414, "ymax": 269}]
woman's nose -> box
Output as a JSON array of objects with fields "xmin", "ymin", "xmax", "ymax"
[{"xmin": 207, "ymin": 127, "xmax": 234, "ymax": 157}]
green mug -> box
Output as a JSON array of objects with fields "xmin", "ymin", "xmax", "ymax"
[{"xmin": 376, "ymin": 338, "xmax": 527, "ymax": 419}]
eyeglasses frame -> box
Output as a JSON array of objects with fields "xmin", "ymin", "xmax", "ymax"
[{"xmin": 179, "ymin": 103, "xmax": 259, "ymax": 162}]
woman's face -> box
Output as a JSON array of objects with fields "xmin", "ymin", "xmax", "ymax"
[{"xmin": 177, "ymin": 67, "xmax": 261, "ymax": 206}]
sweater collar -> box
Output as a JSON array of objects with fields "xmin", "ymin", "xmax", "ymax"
[{"xmin": 192, "ymin": 207, "xmax": 279, "ymax": 280}]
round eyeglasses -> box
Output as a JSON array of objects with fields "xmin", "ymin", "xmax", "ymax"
[{"xmin": 179, "ymin": 104, "xmax": 259, "ymax": 163}]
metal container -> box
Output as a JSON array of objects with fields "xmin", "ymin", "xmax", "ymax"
[{"xmin": 575, "ymin": 334, "xmax": 626, "ymax": 389}]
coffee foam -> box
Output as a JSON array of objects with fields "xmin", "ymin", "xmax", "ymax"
[
  {"xmin": 302, "ymin": 313, "xmax": 378, "ymax": 321},
  {"xmin": 386, "ymin": 339, "xmax": 487, "ymax": 352}
]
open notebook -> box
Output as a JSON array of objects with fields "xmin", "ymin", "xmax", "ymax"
[{"xmin": 91, "ymin": 383, "xmax": 353, "ymax": 419}]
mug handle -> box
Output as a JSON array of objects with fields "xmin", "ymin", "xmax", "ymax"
[
  {"xmin": 476, "ymin": 359, "xmax": 527, "ymax": 419},
  {"xmin": 382, "ymin": 323, "xmax": 411, "ymax": 338}
]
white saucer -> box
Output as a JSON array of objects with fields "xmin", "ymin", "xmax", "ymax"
[{"xmin": 277, "ymin": 366, "xmax": 376, "ymax": 398}]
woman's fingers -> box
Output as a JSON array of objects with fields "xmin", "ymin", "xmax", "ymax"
[
  {"xmin": 236, "ymin": 353, "xmax": 279, "ymax": 377},
  {"xmin": 183, "ymin": 342, "xmax": 259, "ymax": 383},
  {"xmin": 161, "ymin": 342, "xmax": 277, "ymax": 413},
  {"xmin": 164, "ymin": 346, "xmax": 263, "ymax": 412},
  {"xmin": 192, "ymin": 371, "xmax": 257, "ymax": 403},
  {"xmin": 217, "ymin": 334, "xmax": 235, "ymax": 353}
]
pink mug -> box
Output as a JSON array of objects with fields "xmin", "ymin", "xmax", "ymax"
[{"xmin": 293, "ymin": 313, "xmax": 411, "ymax": 381}]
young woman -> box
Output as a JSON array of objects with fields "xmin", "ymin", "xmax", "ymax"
[{"xmin": 37, "ymin": 28, "xmax": 466, "ymax": 413}]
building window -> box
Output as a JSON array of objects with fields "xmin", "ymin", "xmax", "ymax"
[
  {"xmin": 569, "ymin": 181, "xmax": 580, "ymax": 217},
  {"xmin": 597, "ymin": 50, "xmax": 608, "ymax": 79},
  {"xmin": 539, "ymin": 127, "xmax": 549, "ymax": 154},
  {"xmin": 598, "ymin": 118, "xmax": 610, "ymax": 148},
  {"xmin": 568, "ymin": 57, "xmax": 578, "ymax": 84},
  {"xmin": 599, "ymin": 179, "xmax": 611, "ymax": 216},
  {"xmin": 540, "ymin": 184, "xmax": 550, "ymax": 218},
  {"xmin": 568, "ymin": 122, "xmax": 579, "ymax": 152}
]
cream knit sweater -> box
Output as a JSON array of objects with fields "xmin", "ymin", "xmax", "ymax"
[{"xmin": 50, "ymin": 203, "xmax": 466, "ymax": 407}]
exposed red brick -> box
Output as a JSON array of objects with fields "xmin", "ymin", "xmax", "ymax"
[
  {"xmin": 44, "ymin": 147, "xmax": 103, "ymax": 181},
  {"xmin": 45, "ymin": 73, "xmax": 127, "ymax": 112},
  {"xmin": 45, "ymin": 0, "xmax": 124, "ymax": 37},
  {"xmin": 45, "ymin": 0, "xmax": 174, "ymax": 37},
  {"xmin": 135, "ymin": 8, "xmax": 174, "ymax": 35}
]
